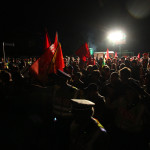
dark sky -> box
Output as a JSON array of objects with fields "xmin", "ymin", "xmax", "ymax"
[{"xmin": 1, "ymin": 0, "xmax": 150, "ymax": 57}]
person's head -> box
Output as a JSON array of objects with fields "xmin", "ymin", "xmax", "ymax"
[
  {"xmin": 107, "ymin": 59, "xmax": 111, "ymax": 65},
  {"xmin": 63, "ymin": 58, "xmax": 67, "ymax": 66},
  {"xmin": 101, "ymin": 65, "xmax": 110, "ymax": 80},
  {"xmin": 119, "ymin": 63, "xmax": 126, "ymax": 70},
  {"xmin": 143, "ymin": 53, "xmax": 149, "ymax": 59},
  {"xmin": 87, "ymin": 65, "xmax": 93, "ymax": 73},
  {"xmin": 92, "ymin": 65, "xmax": 98, "ymax": 71},
  {"xmin": 133, "ymin": 56, "xmax": 137, "ymax": 60},
  {"xmin": 84, "ymin": 83, "xmax": 98, "ymax": 97},
  {"xmin": 111, "ymin": 63, "xmax": 116, "ymax": 70},
  {"xmin": 125, "ymin": 59, "xmax": 130, "ymax": 67},
  {"xmin": 1, "ymin": 57, "xmax": 4, "ymax": 62},
  {"xmin": 110, "ymin": 72, "xmax": 120, "ymax": 85},
  {"xmin": 112, "ymin": 58, "xmax": 117, "ymax": 64},
  {"xmin": 99, "ymin": 57, "xmax": 103, "ymax": 64},
  {"xmin": 121, "ymin": 57, "xmax": 125, "ymax": 63},
  {"xmin": 66, "ymin": 65, "xmax": 74, "ymax": 76},
  {"xmin": 33, "ymin": 57, "xmax": 36, "ymax": 62},
  {"xmin": 91, "ymin": 70, "xmax": 101, "ymax": 80},
  {"xmin": 0, "ymin": 70, "xmax": 12, "ymax": 85},
  {"xmin": 126, "ymin": 56, "xmax": 130, "ymax": 61},
  {"xmin": 131, "ymin": 60, "xmax": 137, "ymax": 67},
  {"xmin": 71, "ymin": 99, "xmax": 95, "ymax": 122},
  {"xmin": 56, "ymin": 69, "xmax": 71, "ymax": 85},
  {"xmin": 73, "ymin": 72, "xmax": 82, "ymax": 81},
  {"xmin": 119, "ymin": 67, "xmax": 131, "ymax": 82}
]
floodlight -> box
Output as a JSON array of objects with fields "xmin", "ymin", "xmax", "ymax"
[{"xmin": 107, "ymin": 30, "xmax": 126, "ymax": 45}]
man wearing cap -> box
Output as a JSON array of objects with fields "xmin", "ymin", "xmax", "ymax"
[
  {"xmin": 83, "ymin": 83, "xmax": 108, "ymax": 129},
  {"xmin": 52, "ymin": 69, "xmax": 79, "ymax": 117},
  {"xmin": 70, "ymin": 99, "xmax": 110, "ymax": 150},
  {"xmin": 51, "ymin": 69, "xmax": 79, "ymax": 150}
]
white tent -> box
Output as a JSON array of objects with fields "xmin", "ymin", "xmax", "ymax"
[{"xmin": 94, "ymin": 51, "xmax": 114, "ymax": 59}]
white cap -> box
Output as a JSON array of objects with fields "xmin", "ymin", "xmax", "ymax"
[{"xmin": 71, "ymin": 99, "xmax": 95, "ymax": 110}]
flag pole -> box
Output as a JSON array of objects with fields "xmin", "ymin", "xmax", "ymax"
[
  {"xmin": 2, "ymin": 42, "xmax": 15, "ymax": 63},
  {"xmin": 3, "ymin": 42, "xmax": 5, "ymax": 63},
  {"xmin": 119, "ymin": 44, "xmax": 121, "ymax": 57}
]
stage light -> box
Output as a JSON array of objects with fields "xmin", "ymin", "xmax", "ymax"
[
  {"xmin": 107, "ymin": 30, "xmax": 126, "ymax": 57},
  {"xmin": 107, "ymin": 30, "xmax": 126, "ymax": 44}
]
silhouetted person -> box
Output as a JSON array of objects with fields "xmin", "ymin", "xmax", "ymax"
[
  {"xmin": 70, "ymin": 99, "xmax": 110, "ymax": 150},
  {"xmin": 83, "ymin": 83, "xmax": 108, "ymax": 128},
  {"xmin": 109, "ymin": 67, "xmax": 150, "ymax": 150},
  {"xmin": 52, "ymin": 69, "xmax": 79, "ymax": 150}
]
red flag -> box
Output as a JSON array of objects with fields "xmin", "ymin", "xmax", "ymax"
[
  {"xmin": 115, "ymin": 51, "xmax": 118, "ymax": 58},
  {"xmin": 49, "ymin": 44, "xmax": 56, "ymax": 54},
  {"xmin": 106, "ymin": 48, "xmax": 109, "ymax": 60},
  {"xmin": 29, "ymin": 48, "xmax": 54, "ymax": 82},
  {"xmin": 49, "ymin": 32, "xmax": 58, "ymax": 54},
  {"xmin": 75, "ymin": 42, "xmax": 91, "ymax": 61},
  {"xmin": 49, "ymin": 42, "xmax": 65, "ymax": 74},
  {"xmin": 44, "ymin": 31, "xmax": 51, "ymax": 51},
  {"xmin": 54, "ymin": 32, "xmax": 58, "ymax": 49},
  {"xmin": 137, "ymin": 53, "xmax": 140, "ymax": 59}
]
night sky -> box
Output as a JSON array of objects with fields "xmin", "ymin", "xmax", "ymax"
[{"xmin": 1, "ymin": 0, "xmax": 150, "ymax": 57}]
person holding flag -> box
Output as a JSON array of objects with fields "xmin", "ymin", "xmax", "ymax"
[
  {"xmin": 102, "ymin": 53, "xmax": 106, "ymax": 67},
  {"xmin": 75, "ymin": 42, "xmax": 91, "ymax": 62},
  {"xmin": 105, "ymin": 48, "xmax": 109, "ymax": 60},
  {"xmin": 137, "ymin": 53, "xmax": 140, "ymax": 59},
  {"xmin": 75, "ymin": 42, "xmax": 91, "ymax": 70},
  {"xmin": 115, "ymin": 51, "xmax": 118, "ymax": 58},
  {"xmin": 29, "ymin": 31, "xmax": 65, "ymax": 84},
  {"xmin": 48, "ymin": 42, "xmax": 65, "ymax": 74}
]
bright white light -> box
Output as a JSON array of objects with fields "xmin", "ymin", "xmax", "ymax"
[{"xmin": 107, "ymin": 30, "xmax": 126, "ymax": 44}]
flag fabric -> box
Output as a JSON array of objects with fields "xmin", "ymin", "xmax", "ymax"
[
  {"xmin": 137, "ymin": 53, "xmax": 140, "ymax": 59},
  {"xmin": 29, "ymin": 31, "xmax": 64, "ymax": 82},
  {"xmin": 54, "ymin": 32, "xmax": 58, "ymax": 49},
  {"xmin": 102, "ymin": 54, "xmax": 106, "ymax": 67},
  {"xmin": 44, "ymin": 31, "xmax": 51, "ymax": 51},
  {"xmin": 49, "ymin": 32, "xmax": 58, "ymax": 54},
  {"xmin": 49, "ymin": 44, "xmax": 56, "ymax": 54},
  {"xmin": 106, "ymin": 48, "xmax": 109, "ymax": 60},
  {"xmin": 48, "ymin": 42, "xmax": 65, "ymax": 74},
  {"xmin": 115, "ymin": 51, "xmax": 118, "ymax": 58},
  {"xmin": 102, "ymin": 58, "xmax": 106, "ymax": 67},
  {"xmin": 29, "ymin": 48, "xmax": 54, "ymax": 82},
  {"xmin": 75, "ymin": 42, "xmax": 91, "ymax": 61}
]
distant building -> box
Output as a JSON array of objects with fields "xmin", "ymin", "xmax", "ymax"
[{"xmin": 94, "ymin": 51, "xmax": 114, "ymax": 59}]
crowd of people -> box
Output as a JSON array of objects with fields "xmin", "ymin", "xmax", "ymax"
[{"xmin": 0, "ymin": 53, "xmax": 150, "ymax": 150}]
